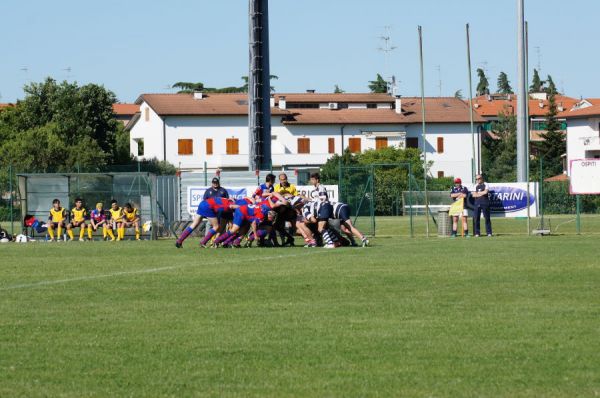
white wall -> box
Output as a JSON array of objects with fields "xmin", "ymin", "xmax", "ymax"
[
  {"xmin": 129, "ymin": 102, "xmax": 474, "ymax": 178},
  {"xmin": 566, "ymin": 117, "xmax": 600, "ymax": 175}
]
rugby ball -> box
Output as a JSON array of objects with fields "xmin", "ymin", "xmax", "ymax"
[
  {"xmin": 16, "ymin": 234, "xmax": 28, "ymax": 243},
  {"xmin": 142, "ymin": 220, "xmax": 152, "ymax": 233},
  {"xmin": 0, "ymin": 238, "xmax": 9, "ymax": 243}
]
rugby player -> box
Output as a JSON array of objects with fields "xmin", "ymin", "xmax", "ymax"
[
  {"xmin": 66, "ymin": 198, "xmax": 88, "ymax": 241},
  {"xmin": 175, "ymin": 196, "xmax": 234, "ymax": 248},
  {"xmin": 213, "ymin": 202, "xmax": 275, "ymax": 248},
  {"xmin": 331, "ymin": 201, "xmax": 369, "ymax": 247},
  {"xmin": 254, "ymin": 173, "xmax": 276, "ymax": 199},
  {"xmin": 309, "ymin": 172, "xmax": 336, "ymax": 249},
  {"xmin": 122, "ymin": 203, "xmax": 142, "ymax": 241},
  {"xmin": 47, "ymin": 199, "xmax": 67, "ymax": 242},
  {"xmin": 450, "ymin": 177, "xmax": 470, "ymax": 238},
  {"xmin": 108, "ymin": 200, "xmax": 124, "ymax": 241},
  {"xmin": 88, "ymin": 202, "xmax": 107, "ymax": 240}
]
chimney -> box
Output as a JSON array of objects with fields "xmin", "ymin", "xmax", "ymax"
[
  {"xmin": 278, "ymin": 96, "xmax": 286, "ymax": 110},
  {"xmin": 395, "ymin": 95, "xmax": 402, "ymax": 114},
  {"xmin": 558, "ymin": 102, "xmax": 564, "ymax": 112},
  {"xmin": 270, "ymin": 95, "xmax": 275, "ymax": 108},
  {"xmin": 193, "ymin": 91, "xmax": 203, "ymax": 100},
  {"xmin": 539, "ymin": 100, "xmax": 544, "ymax": 109}
]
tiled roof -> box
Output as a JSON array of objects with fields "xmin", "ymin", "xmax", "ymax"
[
  {"xmin": 112, "ymin": 103, "xmax": 139, "ymax": 115},
  {"xmin": 472, "ymin": 94, "xmax": 578, "ymax": 118},
  {"xmin": 274, "ymin": 93, "xmax": 394, "ymax": 103},
  {"xmin": 544, "ymin": 173, "xmax": 568, "ymax": 182},
  {"xmin": 283, "ymin": 97, "xmax": 485, "ymax": 124},
  {"xmin": 135, "ymin": 93, "xmax": 484, "ymax": 124},
  {"xmin": 560, "ymin": 104, "xmax": 600, "ymax": 119}
]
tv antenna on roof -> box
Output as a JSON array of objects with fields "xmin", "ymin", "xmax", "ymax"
[
  {"xmin": 534, "ymin": 46, "xmax": 542, "ymax": 74},
  {"xmin": 436, "ymin": 65, "xmax": 442, "ymax": 97},
  {"xmin": 377, "ymin": 25, "xmax": 397, "ymax": 93},
  {"xmin": 63, "ymin": 66, "xmax": 73, "ymax": 80}
]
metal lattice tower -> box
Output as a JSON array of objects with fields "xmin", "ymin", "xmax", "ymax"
[{"xmin": 248, "ymin": 0, "xmax": 272, "ymax": 171}]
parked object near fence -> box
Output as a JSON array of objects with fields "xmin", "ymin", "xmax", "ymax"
[{"xmin": 570, "ymin": 159, "xmax": 600, "ymax": 194}]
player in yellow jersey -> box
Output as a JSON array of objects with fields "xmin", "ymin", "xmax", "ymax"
[
  {"xmin": 108, "ymin": 199, "xmax": 124, "ymax": 241},
  {"xmin": 122, "ymin": 202, "xmax": 141, "ymax": 241},
  {"xmin": 47, "ymin": 199, "xmax": 67, "ymax": 241},
  {"xmin": 274, "ymin": 173, "xmax": 298, "ymax": 198},
  {"xmin": 67, "ymin": 198, "xmax": 88, "ymax": 241}
]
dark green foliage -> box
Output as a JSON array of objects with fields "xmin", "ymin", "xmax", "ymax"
[
  {"xmin": 497, "ymin": 72, "xmax": 513, "ymax": 94},
  {"xmin": 529, "ymin": 69, "xmax": 544, "ymax": 93},
  {"xmin": 334, "ymin": 85, "xmax": 344, "ymax": 94},
  {"xmin": 454, "ymin": 89, "xmax": 463, "ymax": 99},
  {"xmin": 481, "ymin": 112, "xmax": 517, "ymax": 182},
  {"xmin": 545, "ymin": 75, "xmax": 558, "ymax": 95},
  {"xmin": 368, "ymin": 74, "xmax": 388, "ymax": 93},
  {"xmin": 538, "ymin": 91, "xmax": 565, "ymax": 178},
  {"xmin": 476, "ymin": 68, "xmax": 490, "ymax": 96}
]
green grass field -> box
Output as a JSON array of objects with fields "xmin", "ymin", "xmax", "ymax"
[{"xmin": 1, "ymin": 231, "xmax": 600, "ymax": 396}]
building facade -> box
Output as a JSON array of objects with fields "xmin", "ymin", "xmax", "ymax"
[
  {"xmin": 126, "ymin": 92, "xmax": 485, "ymax": 181},
  {"xmin": 562, "ymin": 100, "xmax": 600, "ymax": 175}
]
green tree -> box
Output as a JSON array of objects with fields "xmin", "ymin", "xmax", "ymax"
[
  {"xmin": 529, "ymin": 69, "xmax": 544, "ymax": 93},
  {"xmin": 334, "ymin": 85, "xmax": 345, "ymax": 94},
  {"xmin": 368, "ymin": 74, "xmax": 388, "ymax": 93},
  {"xmin": 172, "ymin": 82, "xmax": 205, "ymax": 93},
  {"xmin": 538, "ymin": 90, "xmax": 565, "ymax": 177},
  {"xmin": 476, "ymin": 68, "xmax": 490, "ymax": 96},
  {"xmin": 482, "ymin": 112, "xmax": 517, "ymax": 181},
  {"xmin": 497, "ymin": 72, "xmax": 513, "ymax": 94},
  {"xmin": 454, "ymin": 89, "xmax": 463, "ymax": 99},
  {"xmin": 545, "ymin": 75, "xmax": 558, "ymax": 95},
  {"xmin": 240, "ymin": 75, "xmax": 279, "ymax": 93}
]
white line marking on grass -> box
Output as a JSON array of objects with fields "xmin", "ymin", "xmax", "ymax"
[{"xmin": 0, "ymin": 252, "xmax": 314, "ymax": 291}]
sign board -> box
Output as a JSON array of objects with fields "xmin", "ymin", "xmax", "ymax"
[
  {"xmin": 465, "ymin": 182, "xmax": 538, "ymax": 217},
  {"xmin": 187, "ymin": 185, "xmax": 339, "ymax": 215},
  {"xmin": 570, "ymin": 159, "xmax": 600, "ymax": 194}
]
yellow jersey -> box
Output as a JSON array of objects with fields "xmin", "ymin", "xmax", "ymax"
[
  {"xmin": 70, "ymin": 207, "xmax": 87, "ymax": 222},
  {"xmin": 49, "ymin": 207, "xmax": 67, "ymax": 223},
  {"xmin": 123, "ymin": 208, "xmax": 139, "ymax": 222},
  {"xmin": 274, "ymin": 183, "xmax": 298, "ymax": 197},
  {"xmin": 109, "ymin": 207, "xmax": 123, "ymax": 221}
]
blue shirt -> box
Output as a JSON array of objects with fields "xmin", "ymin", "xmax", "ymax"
[
  {"xmin": 203, "ymin": 187, "xmax": 229, "ymax": 200},
  {"xmin": 474, "ymin": 183, "xmax": 490, "ymax": 206},
  {"xmin": 450, "ymin": 185, "xmax": 469, "ymax": 201}
]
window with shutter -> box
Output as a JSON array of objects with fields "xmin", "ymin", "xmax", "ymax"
[
  {"xmin": 297, "ymin": 138, "xmax": 310, "ymax": 154},
  {"xmin": 437, "ymin": 171, "xmax": 445, "ymax": 178},
  {"xmin": 406, "ymin": 137, "xmax": 419, "ymax": 149},
  {"xmin": 348, "ymin": 138, "xmax": 361, "ymax": 153},
  {"xmin": 375, "ymin": 137, "xmax": 388, "ymax": 149},
  {"xmin": 206, "ymin": 139, "xmax": 213, "ymax": 155},
  {"xmin": 437, "ymin": 137, "xmax": 444, "ymax": 153},
  {"xmin": 226, "ymin": 138, "xmax": 239, "ymax": 155},
  {"xmin": 178, "ymin": 139, "xmax": 193, "ymax": 155},
  {"xmin": 328, "ymin": 138, "xmax": 335, "ymax": 154}
]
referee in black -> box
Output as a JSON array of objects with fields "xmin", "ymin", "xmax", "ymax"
[{"xmin": 472, "ymin": 174, "xmax": 493, "ymax": 237}]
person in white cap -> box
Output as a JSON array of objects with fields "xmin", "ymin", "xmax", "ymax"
[{"xmin": 450, "ymin": 177, "xmax": 470, "ymax": 238}]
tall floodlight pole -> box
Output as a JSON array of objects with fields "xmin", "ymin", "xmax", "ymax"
[
  {"xmin": 418, "ymin": 26, "xmax": 430, "ymax": 238},
  {"xmin": 466, "ymin": 23, "xmax": 476, "ymax": 182},
  {"xmin": 248, "ymin": 0, "xmax": 272, "ymax": 171},
  {"xmin": 516, "ymin": 0, "xmax": 528, "ymax": 182}
]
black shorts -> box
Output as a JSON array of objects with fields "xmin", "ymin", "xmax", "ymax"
[
  {"xmin": 337, "ymin": 204, "xmax": 350, "ymax": 222},
  {"xmin": 48, "ymin": 221, "xmax": 65, "ymax": 228},
  {"xmin": 70, "ymin": 221, "xmax": 86, "ymax": 227},
  {"xmin": 317, "ymin": 203, "xmax": 333, "ymax": 221}
]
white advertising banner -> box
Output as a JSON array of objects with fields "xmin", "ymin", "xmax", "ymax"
[
  {"xmin": 570, "ymin": 159, "xmax": 600, "ymax": 194},
  {"xmin": 465, "ymin": 182, "xmax": 538, "ymax": 217}
]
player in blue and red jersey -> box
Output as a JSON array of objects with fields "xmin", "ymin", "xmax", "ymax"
[
  {"xmin": 253, "ymin": 173, "xmax": 276, "ymax": 200},
  {"xmin": 213, "ymin": 203, "xmax": 274, "ymax": 247},
  {"xmin": 175, "ymin": 196, "xmax": 234, "ymax": 248},
  {"xmin": 88, "ymin": 202, "xmax": 108, "ymax": 240}
]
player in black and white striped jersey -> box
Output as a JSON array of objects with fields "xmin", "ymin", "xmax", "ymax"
[
  {"xmin": 331, "ymin": 202, "xmax": 369, "ymax": 247},
  {"xmin": 309, "ymin": 173, "xmax": 336, "ymax": 248}
]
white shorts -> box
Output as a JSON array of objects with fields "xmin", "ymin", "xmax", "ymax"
[{"xmin": 452, "ymin": 210, "xmax": 469, "ymax": 217}]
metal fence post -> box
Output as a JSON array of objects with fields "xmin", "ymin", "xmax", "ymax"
[
  {"xmin": 370, "ymin": 164, "xmax": 375, "ymax": 236},
  {"xmin": 9, "ymin": 164, "xmax": 14, "ymax": 236},
  {"xmin": 408, "ymin": 163, "xmax": 414, "ymax": 238},
  {"xmin": 576, "ymin": 194, "xmax": 581, "ymax": 235}
]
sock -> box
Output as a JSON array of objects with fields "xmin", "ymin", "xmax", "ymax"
[
  {"xmin": 88, "ymin": 226, "xmax": 93, "ymax": 240},
  {"xmin": 347, "ymin": 234, "xmax": 357, "ymax": 245},
  {"xmin": 177, "ymin": 226, "xmax": 194, "ymax": 244},
  {"xmin": 223, "ymin": 233, "xmax": 238, "ymax": 245},
  {"xmin": 214, "ymin": 231, "xmax": 232, "ymax": 245},
  {"xmin": 200, "ymin": 228, "xmax": 216, "ymax": 245},
  {"xmin": 57, "ymin": 225, "xmax": 63, "ymax": 239},
  {"xmin": 107, "ymin": 228, "xmax": 115, "ymax": 240},
  {"xmin": 464, "ymin": 229, "xmax": 469, "ymax": 236},
  {"xmin": 452, "ymin": 229, "xmax": 457, "ymax": 235},
  {"xmin": 321, "ymin": 230, "xmax": 333, "ymax": 246},
  {"xmin": 233, "ymin": 236, "xmax": 243, "ymax": 246},
  {"xmin": 102, "ymin": 226, "xmax": 107, "ymax": 238},
  {"xmin": 67, "ymin": 229, "xmax": 74, "ymax": 240},
  {"xmin": 135, "ymin": 228, "xmax": 140, "ymax": 240},
  {"xmin": 80, "ymin": 228, "xmax": 85, "ymax": 240},
  {"xmin": 48, "ymin": 227, "xmax": 55, "ymax": 239},
  {"xmin": 247, "ymin": 232, "xmax": 256, "ymax": 242},
  {"xmin": 119, "ymin": 227, "xmax": 125, "ymax": 239}
]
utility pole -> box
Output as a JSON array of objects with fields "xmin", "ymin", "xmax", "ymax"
[{"xmin": 517, "ymin": 0, "xmax": 528, "ymax": 182}]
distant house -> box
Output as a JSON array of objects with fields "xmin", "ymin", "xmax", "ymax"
[
  {"xmin": 112, "ymin": 103, "xmax": 139, "ymax": 125},
  {"xmin": 560, "ymin": 99, "xmax": 600, "ymax": 175},
  {"xmin": 126, "ymin": 92, "xmax": 485, "ymax": 180},
  {"xmin": 471, "ymin": 93, "xmax": 578, "ymax": 141}
]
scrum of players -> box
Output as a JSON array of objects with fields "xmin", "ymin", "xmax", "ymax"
[{"xmin": 175, "ymin": 172, "xmax": 369, "ymax": 249}]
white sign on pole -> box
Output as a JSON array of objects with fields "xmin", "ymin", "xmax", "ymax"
[{"xmin": 570, "ymin": 159, "xmax": 600, "ymax": 194}]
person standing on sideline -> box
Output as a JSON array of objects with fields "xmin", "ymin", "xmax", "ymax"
[
  {"xmin": 472, "ymin": 174, "xmax": 492, "ymax": 237},
  {"xmin": 274, "ymin": 173, "xmax": 298, "ymax": 197},
  {"xmin": 203, "ymin": 177, "xmax": 229, "ymax": 200},
  {"xmin": 450, "ymin": 178, "xmax": 469, "ymax": 237}
]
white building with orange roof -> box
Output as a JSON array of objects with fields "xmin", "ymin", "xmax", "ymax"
[
  {"xmin": 560, "ymin": 99, "xmax": 600, "ymax": 175},
  {"xmin": 126, "ymin": 92, "xmax": 485, "ymax": 181}
]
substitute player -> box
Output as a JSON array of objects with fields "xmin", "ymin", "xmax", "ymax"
[
  {"xmin": 88, "ymin": 202, "xmax": 108, "ymax": 240},
  {"xmin": 108, "ymin": 200, "xmax": 124, "ymax": 241},
  {"xmin": 122, "ymin": 203, "xmax": 141, "ymax": 241},
  {"xmin": 47, "ymin": 199, "xmax": 67, "ymax": 241},
  {"xmin": 66, "ymin": 198, "xmax": 88, "ymax": 241},
  {"xmin": 450, "ymin": 177, "xmax": 470, "ymax": 238}
]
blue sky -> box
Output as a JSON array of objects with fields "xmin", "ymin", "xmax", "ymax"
[{"xmin": 0, "ymin": 0, "xmax": 595, "ymax": 103}]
